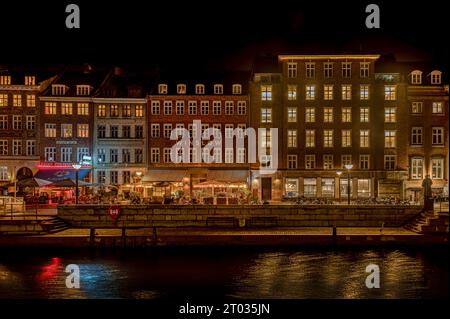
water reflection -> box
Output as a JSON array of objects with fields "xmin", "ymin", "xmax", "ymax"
[{"xmin": 0, "ymin": 248, "xmax": 447, "ymax": 299}]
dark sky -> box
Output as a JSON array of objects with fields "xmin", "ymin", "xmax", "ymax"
[{"xmin": 2, "ymin": 0, "xmax": 448, "ymax": 69}]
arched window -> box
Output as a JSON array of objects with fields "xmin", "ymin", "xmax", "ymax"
[
  {"xmin": 410, "ymin": 70, "xmax": 422, "ymax": 85},
  {"xmin": 430, "ymin": 70, "xmax": 442, "ymax": 85}
]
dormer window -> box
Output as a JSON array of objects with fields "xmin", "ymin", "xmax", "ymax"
[
  {"xmin": 0, "ymin": 76, "xmax": 11, "ymax": 85},
  {"xmin": 128, "ymin": 86, "xmax": 141, "ymax": 97},
  {"xmin": 214, "ymin": 84, "xmax": 223, "ymax": 95},
  {"xmin": 52, "ymin": 84, "xmax": 67, "ymax": 96},
  {"xmin": 195, "ymin": 84, "xmax": 205, "ymax": 94},
  {"xmin": 158, "ymin": 84, "xmax": 168, "ymax": 94},
  {"xmin": 232, "ymin": 84, "xmax": 242, "ymax": 95},
  {"xmin": 25, "ymin": 76, "xmax": 36, "ymax": 86},
  {"xmin": 177, "ymin": 84, "xmax": 186, "ymax": 94},
  {"xmin": 76, "ymin": 85, "xmax": 91, "ymax": 96},
  {"xmin": 410, "ymin": 70, "xmax": 422, "ymax": 84},
  {"xmin": 430, "ymin": 70, "xmax": 442, "ymax": 85}
]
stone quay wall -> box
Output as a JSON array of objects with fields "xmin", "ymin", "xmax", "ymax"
[{"xmin": 57, "ymin": 204, "xmax": 422, "ymax": 228}]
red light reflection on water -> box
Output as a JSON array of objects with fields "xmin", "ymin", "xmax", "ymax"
[{"xmin": 36, "ymin": 257, "xmax": 62, "ymax": 282}]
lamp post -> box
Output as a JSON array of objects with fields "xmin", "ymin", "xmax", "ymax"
[
  {"xmin": 72, "ymin": 163, "xmax": 82, "ymax": 205},
  {"xmin": 344, "ymin": 164, "xmax": 353, "ymax": 205},
  {"xmin": 336, "ymin": 171, "xmax": 342, "ymax": 203},
  {"xmin": 135, "ymin": 171, "xmax": 143, "ymax": 193}
]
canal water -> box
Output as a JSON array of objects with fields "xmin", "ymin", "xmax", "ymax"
[{"xmin": 0, "ymin": 247, "xmax": 448, "ymax": 299}]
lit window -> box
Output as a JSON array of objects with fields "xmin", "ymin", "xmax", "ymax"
[
  {"xmin": 76, "ymin": 85, "xmax": 91, "ymax": 96},
  {"xmin": 45, "ymin": 102, "xmax": 57, "ymax": 115},
  {"xmin": 61, "ymin": 124, "xmax": 73, "ymax": 138},
  {"xmin": 384, "ymin": 107, "xmax": 396, "ymax": 122},
  {"xmin": 304, "ymin": 178, "xmax": 316, "ymax": 196},
  {"xmin": 384, "ymin": 85, "xmax": 396, "ymax": 100},
  {"xmin": 432, "ymin": 102, "xmax": 443, "ymax": 114},
  {"xmin": 384, "ymin": 130, "xmax": 396, "ymax": 148},
  {"xmin": 305, "ymin": 85, "xmax": 315, "ymax": 100},
  {"xmin": 360, "ymin": 107, "xmax": 369, "ymax": 122},
  {"xmin": 0, "ymin": 76, "xmax": 11, "ymax": 85},
  {"xmin": 261, "ymin": 85, "xmax": 272, "ymax": 101},
  {"xmin": 324, "ymin": 85, "xmax": 333, "ymax": 100},
  {"xmin": 342, "ymin": 130, "xmax": 351, "ymax": 147},
  {"xmin": 305, "ymin": 107, "xmax": 315, "ymax": 122},
  {"xmin": 45, "ymin": 123, "xmax": 56, "ymax": 138},
  {"xmin": 26, "ymin": 95, "xmax": 36, "ymax": 107},
  {"xmin": 287, "ymin": 85, "xmax": 297, "ymax": 100},
  {"xmin": 360, "ymin": 129, "xmax": 370, "ymax": 147},
  {"xmin": 177, "ymin": 84, "xmax": 186, "ymax": 94},
  {"xmin": 61, "ymin": 103, "xmax": 73, "ymax": 115},
  {"xmin": 411, "ymin": 157, "xmax": 423, "ymax": 179},
  {"xmin": 323, "ymin": 130, "xmax": 333, "ymax": 147},
  {"xmin": 13, "ymin": 94, "xmax": 22, "ymax": 107},
  {"xmin": 287, "ymin": 107, "xmax": 297, "ymax": 122},
  {"xmin": 77, "ymin": 103, "xmax": 89, "ymax": 116},
  {"xmin": 287, "ymin": 129, "xmax": 297, "ymax": 148},
  {"xmin": 25, "ymin": 76, "xmax": 36, "ymax": 86},
  {"xmin": 305, "ymin": 130, "xmax": 315, "ymax": 147},
  {"xmin": 110, "ymin": 105, "xmax": 119, "ymax": 117},
  {"xmin": 324, "ymin": 107, "xmax": 333, "ymax": 123},
  {"xmin": 342, "ymin": 107, "xmax": 351, "ymax": 122},
  {"xmin": 360, "ymin": 85, "xmax": 369, "ymax": 100},
  {"xmin": 341, "ymin": 85, "xmax": 352, "ymax": 100},
  {"xmin": 431, "ymin": 158, "xmax": 444, "ymax": 179},
  {"xmin": 411, "ymin": 102, "xmax": 423, "ymax": 114},
  {"xmin": 158, "ymin": 84, "xmax": 168, "ymax": 94},
  {"xmin": 261, "ymin": 108, "xmax": 272, "ymax": 123},
  {"xmin": 0, "ymin": 94, "xmax": 8, "ymax": 107},
  {"xmin": 135, "ymin": 105, "xmax": 144, "ymax": 117}
]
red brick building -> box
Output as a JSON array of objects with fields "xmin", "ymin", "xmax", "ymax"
[{"xmin": 145, "ymin": 71, "xmax": 251, "ymax": 200}]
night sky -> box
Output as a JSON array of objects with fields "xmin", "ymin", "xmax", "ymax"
[{"xmin": 2, "ymin": 0, "xmax": 448, "ymax": 69}]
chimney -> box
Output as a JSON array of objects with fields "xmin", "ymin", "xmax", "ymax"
[{"xmin": 114, "ymin": 66, "xmax": 122, "ymax": 76}]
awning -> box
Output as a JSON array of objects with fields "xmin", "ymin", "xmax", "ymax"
[
  {"xmin": 207, "ymin": 170, "xmax": 249, "ymax": 183},
  {"xmin": 34, "ymin": 168, "xmax": 90, "ymax": 182},
  {"xmin": 142, "ymin": 170, "xmax": 187, "ymax": 182}
]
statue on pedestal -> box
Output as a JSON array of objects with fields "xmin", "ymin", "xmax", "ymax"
[{"xmin": 422, "ymin": 175, "xmax": 433, "ymax": 210}]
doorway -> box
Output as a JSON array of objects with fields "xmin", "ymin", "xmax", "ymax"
[{"xmin": 261, "ymin": 177, "xmax": 272, "ymax": 201}]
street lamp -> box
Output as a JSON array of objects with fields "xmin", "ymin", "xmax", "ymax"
[
  {"xmin": 72, "ymin": 163, "xmax": 82, "ymax": 205},
  {"xmin": 336, "ymin": 171, "xmax": 342, "ymax": 203},
  {"xmin": 344, "ymin": 164, "xmax": 353, "ymax": 205}
]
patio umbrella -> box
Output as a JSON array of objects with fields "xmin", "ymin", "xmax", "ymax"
[{"xmin": 2, "ymin": 177, "xmax": 53, "ymax": 188}]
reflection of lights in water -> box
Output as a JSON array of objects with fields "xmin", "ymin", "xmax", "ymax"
[{"xmin": 36, "ymin": 257, "xmax": 62, "ymax": 282}]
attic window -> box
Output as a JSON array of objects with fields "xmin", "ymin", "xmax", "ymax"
[
  {"xmin": 430, "ymin": 70, "xmax": 442, "ymax": 85},
  {"xmin": 0, "ymin": 76, "xmax": 11, "ymax": 85},
  {"xmin": 25, "ymin": 76, "xmax": 36, "ymax": 86},
  {"xmin": 410, "ymin": 70, "xmax": 422, "ymax": 85},
  {"xmin": 177, "ymin": 84, "xmax": 186, "ymax": 94},
  {"xmin": 76, "ymin": 85, "xmax": 91, "ymax": 96},
  {"xmin": 158, "ymin": 84, "xmax": 168, "ymax": 94},
  {"xmin": 195, "ymin": 84, "xmax": 205, "ymax": 94},
  {"xmin": 214, "ymin": 84, "xmax": 223, "ymax": 95},
  {"xmin": 128, "ymin": 86, "xmax": 141, "ymax": 97},
  {"xmin": 52, "ymin": 84, "xmax": 67, "ymax": 96},
  {"xmin": 232, "ymin": 84, "xmax": 242, "ymax": 95}
]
